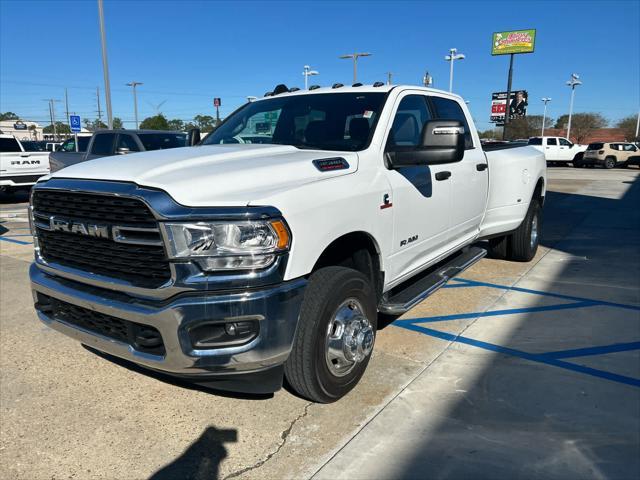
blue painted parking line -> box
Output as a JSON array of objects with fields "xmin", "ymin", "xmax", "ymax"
[
  {"xmin": 395, "ymin": 322, "xmax": 640, "ymax": 388},
  {"xmin": 540, "ymin": 341, "xmax": 640, "ymax": 359},
  {"xmin": 394, "ymin": 300, "xmax": 598, "ymax": 326},
  {"xmin": 0, "ymin": 237, "xmax": 32, "ymax": 245}
]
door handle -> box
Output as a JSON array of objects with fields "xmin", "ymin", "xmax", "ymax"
[
  {"xmin": 20, "ymin": 153, "xmax": 30, "ymax": 157},
  {"xmin": 435, "ymin": 171, "xmax": 451, "ymax": 181},
  {"xmin": 476, "ymin": 163, "xmax": 488, "ymax": 171}
]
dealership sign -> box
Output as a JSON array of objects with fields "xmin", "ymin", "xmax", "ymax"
[
  {"xmin": 492, "ymin": 29, "xmax": 536, "ymax": 55},
  {"xmin": 490, "ymin": 90, "xmax": 528, "ymax": 124}
]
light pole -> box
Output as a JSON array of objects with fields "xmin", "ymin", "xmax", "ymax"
[
  {"xmin": 339, "ymin": 52, "xmax": 371, "ymax": 84},
  {"xmin": 566, "ymin": 73, "xmax": 582, "ymax": 141},
  {"xmin": 541, "ymin": 97, "xmax": 552, "ymax": 137},
  {"xmin": 302, "ymin": 65, "xmax": 319, "ymax": 90},
  {"xmin": 126, "ymin": 81, "xmax": 143, "ymax": 129},
  {"xmin": 97, "ymin": 0, "xmax": 113, "ymax": 129},
  {"xmin": 635, "ymin": 110, "xmax": 639, "ymax": 142},
  {"xmin": 423, "ymin": 71, "xmax": 433, "ymax": 87},
  {"xmin": 445, "ymin": 48, "xmax": 465, "ymax": 93},
  {"xmin": 385, "ymin": 72, "xmax": 393, "ymax": 85}
]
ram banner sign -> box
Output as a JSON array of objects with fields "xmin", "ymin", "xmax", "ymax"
[
  {"xmin": 490, "ymin": 90, "xmax": 528, "ymax": 124},
  {"xmin": 492, "ymin": 29, "xmax": 536, "ymax": 55}
]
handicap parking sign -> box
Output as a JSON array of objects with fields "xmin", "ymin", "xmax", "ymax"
[{"xmin": 69, "ymin": 115, "xmax": 81, "ymax": 133}]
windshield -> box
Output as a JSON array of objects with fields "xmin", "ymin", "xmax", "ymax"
[
  {"xmin": 202, "ymin": 92, "xmax": 387, "ymax": 151},
  {"xmin": 138, "ymin": 133, "xmax": 187, "ymax": 151}
]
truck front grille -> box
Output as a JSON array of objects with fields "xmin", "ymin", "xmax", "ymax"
[
  {"xmin": 37, "ymin": 293, "xmax": 165, "ymax": 356},
  {"xmin": 32, "ymin": 190, "xmax": 171, "ymax": 288}
]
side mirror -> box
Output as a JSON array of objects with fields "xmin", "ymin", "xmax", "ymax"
[
  {"xmin": 387, "ymin": 120, "xmax": 465, "ymax": 168},
  {"xmin": 187, "ymin": 128, "xmax": 201, "ymax": 146},
  {"xmin": 116, "ymin": 147, "xmax": 131, "ymax": 155}
]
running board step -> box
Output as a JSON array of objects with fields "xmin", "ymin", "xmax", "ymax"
[{"xmin": 378, "ymin": 246, "xmax": 487, "ymax": 315}]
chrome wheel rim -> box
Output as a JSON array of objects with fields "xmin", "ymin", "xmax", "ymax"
[
  {"xmin": 530, "ymin": 213, "xmax": 539, "ymax": 250},
  {"xmin": 325, "ymin": 298, "xmax": 374, "ymax": 377}
]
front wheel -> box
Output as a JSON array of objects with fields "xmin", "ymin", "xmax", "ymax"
[
  {"xmin": 604, "ymin": 156, "xmax": 616, "ymax": 169},
  {"xmin": 285, "ymin": 266, "xmax": 377, "ymax": 403}
]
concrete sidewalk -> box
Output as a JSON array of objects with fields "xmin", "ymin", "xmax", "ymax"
[{"xmin": 312, "ymin": 171, "xmax": 640, "ymax": 479}]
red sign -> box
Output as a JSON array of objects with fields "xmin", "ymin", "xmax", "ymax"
[{"xmin": 213, "ymin": 98, "xmax": 221, "ymax": 107}]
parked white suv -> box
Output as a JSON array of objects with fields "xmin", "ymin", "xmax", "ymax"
[
  {"xmin": 0, "ymin": 134, "xmax": 50, "ymax": 193},
  {"xmin": 30, "ymin": 85, "xmax": 546, "ymax": 402},
  {"xmin": 528, "ymin": 136, "xmax": 588, "ymax": 165}
]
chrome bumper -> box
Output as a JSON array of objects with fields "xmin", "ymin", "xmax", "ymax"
[{"xmin": 30, "ymin": 263, "xmax": 306, "ymax": 377}]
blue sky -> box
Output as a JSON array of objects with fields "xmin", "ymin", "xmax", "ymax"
[{"xmin": 1, "ymin": 0, "xmax": 638, "ymax": 131}]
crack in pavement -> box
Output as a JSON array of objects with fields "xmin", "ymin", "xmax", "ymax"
[{"xmin": 222, "ymin": 402, "xmax": 313, "ymax": 479}]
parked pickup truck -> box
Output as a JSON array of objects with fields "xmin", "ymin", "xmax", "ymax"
[
  {"xmin": 49, "ymin": 129, "xmax": 187, "ymax": 173},
  {"xmin": 528, "ymin": 136, "xmax": 588, "ymax": 165},
  {"xmin": 1, "ymin": 134, "xmax": 50, "ymax": 193},
  {"xmin": 29, "ymin": 85, "xmax": 546, "ymax": 402}
]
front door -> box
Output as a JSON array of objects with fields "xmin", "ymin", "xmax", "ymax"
[
  {"xmin": 558, "ymin": 137, "xmax": 574, "ymax": 160},
  {"xmin": 383, "ymin": 93, "xmax": 452, "ymax": 284}
]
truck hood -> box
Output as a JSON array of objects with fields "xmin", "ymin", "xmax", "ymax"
[{"xmin": 49, "ymin": 144, "xmax": 358, "ymax": 206}]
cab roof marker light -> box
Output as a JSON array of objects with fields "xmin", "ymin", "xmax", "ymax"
[
  {"xmin": 309, "ymin": 85, "xmax": 321, "ymax": 90},
  {"xmin": 352, "ymin": 83, "xmax": 363, "ymax": 87},
  {"xmin": 289, "ymin": 87, "xmax": 301, "ymax": 92},
  {"xmin": 332, "ymin": 83, "xmax": 344, "ymax": 89},
  {"xmin": 264, "ymin": 92, "xmax": 273, "ymax": 97},
  {"xmin": 373, "ymin": 81, "xmax": 385, "ymax": 87}
]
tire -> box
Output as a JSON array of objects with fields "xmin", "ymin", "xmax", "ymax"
[
  {"xmin": 604, "ymin": 156, "xmax": 616, "ymax": 169},
  {"xmin": 488, "ymin": 235, "xmax": 509, "ymax": 259},
  {"xmin": 508, "ymin": 200, "xmax": 541, "ymax": 262},
  {"xmin": 573, "ymin": 160, "xmax": 583, "ymax": 168},
  {"xmin": 285, "ymin": 266, "xmax": 377, "ymax": 403}
]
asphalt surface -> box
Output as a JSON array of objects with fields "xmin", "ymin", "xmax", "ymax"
[{"xmin": 1, "ymin": 167, "xmax": 639, "ymax": 480}]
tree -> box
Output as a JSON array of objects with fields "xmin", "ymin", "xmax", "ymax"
[
  {"xmin": 167, "ymin": 118, "xmax": 185, "ymax": 131},
  {"xmin": 43, "ymin": 122, "xmax": 71, "ymax": 134},
  {"xmin": 139, "ymin": 113, "xmax": 170, "ymax": 130},
  {"xmin": 113, "ymin": 117, "xmax": 124, "ymax": 129},
  {"xmin": 478, "ymin": 128, "xmax": 503, "ymax": 139},
  {"xmin": 616, "ymin": 115, "xmax": 639, "ymax": 142},
  {"xmin": 28, "ymin": 124, "xmax": 39, "ymax": 140},
  {"xmin": 503, "ymin": 115, "xmax": 553, "ymax": 140},
  {"xmin": 568, "ymin": 113, "xmax": 607, "ymax": 144},
  {"xmin": 0, "ymin": 112, "xmax": 19, "ymax": 121},
  {"xmin": 83, "ymin": 118, "xmax": 107, "ymax": 131},
  {"xmin": 194, "ymin": 114, "xmax": 216, "ymax": 132}
]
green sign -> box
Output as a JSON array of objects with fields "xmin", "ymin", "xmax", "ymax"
[{"xmin": 492, "ymin": 29, "xmax": 536, "ymax": 55}]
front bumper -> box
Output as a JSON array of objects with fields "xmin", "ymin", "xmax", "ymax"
[
  {"xmin": 0, "ymin": 174, "xmax": 47, "ymax": 188},
  {"xmin": 30, "ymin": 264, "xmax": 306, "ymax": 392}
]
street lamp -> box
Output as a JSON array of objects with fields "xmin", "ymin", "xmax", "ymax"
[
  {"xmin": 126, "ymin": 81, "xmax": 143, "ymax": 129},
  {"xmin": 444, "ymin": 48, "xmax": 465, "ymax": 93},
  {"xmin": 566, "ymin": 73, "xmax": 582, "ymax": 141},
  {"xmin": 423, "ymin": 71, "xmax": 433, "ymax": 87},
  {"xmin": 541, "ymin": 97, "xmax": 552, "ymax": 137},
  {"xmin": 302, "ymin": 65, "xmax": 319, "ymax": 90},
  {"xmin": 339, "ymin": 52, "xmax": 371, "ymax": 84}
]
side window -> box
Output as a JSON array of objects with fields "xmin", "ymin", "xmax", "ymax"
[
  {"xmin": 387, "ymin": 95, "xmax": 431, "ymax": 148},
  {"xmin": 60, "ymin": 139, "xmax": 75, "ymax": 151},
  {"xmin": 559, "ymin": 138, "xmax": 571, "ymax": 146},
  {"xmin": 117, "ymin": 134, "xmax": 140, "ymax": 152},
  {"xmin": 430, "ymin": 96, "xmax": 473, "ymax": 149},
  {"xmin": 547, "ymin": 138, "xmax": 557, "ymax": 146},
  {"xmin": 90, "ymin": 134, "xmax": 117, "ymax": 155}
]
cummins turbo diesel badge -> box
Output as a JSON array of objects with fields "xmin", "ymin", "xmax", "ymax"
[{"xmin": 312, "ymin": 157, "xmax": 350, "ymax": 172}]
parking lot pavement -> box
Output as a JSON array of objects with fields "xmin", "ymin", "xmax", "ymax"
[{"xmin": 1, "ymin": 168, "xmax": 639, "ymax": 480}]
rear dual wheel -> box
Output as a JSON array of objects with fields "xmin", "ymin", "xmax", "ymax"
[{"xmin": 488, "ymin": 200, "xmax": 541, "ymax": 262}]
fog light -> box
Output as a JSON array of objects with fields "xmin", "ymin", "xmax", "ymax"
[{"xmin": 188, "ymin": 319, "xmax": 260, "ymax": 349}]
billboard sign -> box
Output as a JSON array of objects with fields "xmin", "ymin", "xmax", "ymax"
[
  {"xmin": 213, "ymin": 97, "xmax": 221, "ymax": 107},
  {"xmin": 490, "ymin": 90, "xmax": 528, "ymax": 124},
  {"xmin": 492, "ymin": 29, "xmax": 536, "ymax": 55}
]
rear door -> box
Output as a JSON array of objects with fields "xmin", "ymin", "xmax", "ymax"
[
  {"xmin": 429, "ymin": 95, "xmax": 488, "ymax": 242},
  {"xmin": 544, "ymin": 137, "xmax": 560, "ymax": 160}
]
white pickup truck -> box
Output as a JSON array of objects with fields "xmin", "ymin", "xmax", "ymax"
[
  {"xmin": 29, "ymin": 85, "xmax": 546, "ymax": 402},
  {"xmin": 0, "ymin": 134, "xmax": 51, "ymax": 193},
  {"xmin": 528, "ymin": 136, "xmax": 588, "ymax": 165}
]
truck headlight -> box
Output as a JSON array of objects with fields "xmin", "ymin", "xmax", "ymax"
[{"xmin": 162, "ymin": 220, "xmax": 290, "ymax": 271}]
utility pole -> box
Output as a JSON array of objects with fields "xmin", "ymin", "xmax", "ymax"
[
  {"xmin": 541, "ymin": 97, "xmax": 552, "ymax": 137},
  {"xmin": 445, "ymin": 48, "xmax": 465, "ymax": 93},
  {"xmin": 339, "ymin": 52, "xmax": 372, "ymax": 84},
  {"xmin": 386, "ymin": 72, "xmax": 393, "ymax": 85},
  {"xmin": 96, "ymin": 86, "xmax": 103, "ymax": 125},
  {"xmin": 97, "ymin": 0, "xmax": 113, "ymax": 129},
  {"xmin": 566, "ymin": 73, "xmax": 582, "ymax": 141},
  {"xmin": 64, "ymin": 88, "xmax": 70, "ymax": 124},
  {"xmin": 126, "ymin": 81, "xmax": 143, "ymax": 128},
  {"xmin": 635, "ymin": 110, "xmax": 639, "ymax": 142},
  {"xmin": 44, "ymin": 99, "xmax": 60, "ymax": 141}
]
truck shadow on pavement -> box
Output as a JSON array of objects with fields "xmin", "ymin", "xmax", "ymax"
[
  {"xmin": 149, "ymin": 426, "xmax": 237, "ymax": 480},
  {"xmin": 358, "ymin": 176, "xmax": 640, "ymax": 479}
]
